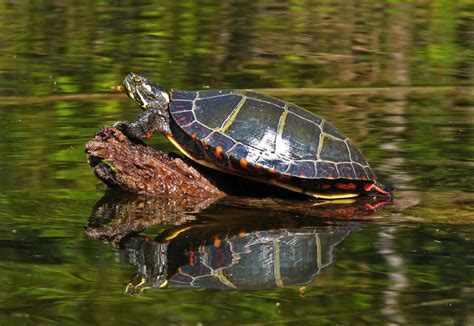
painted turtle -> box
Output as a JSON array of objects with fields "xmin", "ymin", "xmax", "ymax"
[
  {"xmin": 117, "ymin": 73, "xmax": 391, "ymax": 199},
  {"xmin": 120, "ymin": 218, "xmax": 360, "ymax": 293}
]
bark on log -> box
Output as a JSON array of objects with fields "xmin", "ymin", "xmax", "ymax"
[{"xmin": 86, "ymin": 127, "xmax": 225, "ymax": 200}]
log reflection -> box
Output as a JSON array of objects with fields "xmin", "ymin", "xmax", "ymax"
[{"xmin": 86, "ymin": 194, "xmax": 391, "ymax": 294}]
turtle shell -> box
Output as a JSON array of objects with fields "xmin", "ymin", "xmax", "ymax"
[
  {"xmin": 168, "ymin": 89, "xmax": 376, "ymax": 197},
  {"xmin": 120, "ymin": 219, "xmax": 357, "ymax": 291}
]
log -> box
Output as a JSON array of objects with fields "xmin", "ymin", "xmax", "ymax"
[{"xmin": 86, "ymin": 127, "xmax": 225, "ymax": 200}]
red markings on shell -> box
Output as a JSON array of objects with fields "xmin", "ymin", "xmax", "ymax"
[
  {"xmin": 213, "ymin": 235, "xmax": 222, "ymax": 248},
  {"xmin": 214, "ymin": 146, "xmax": 223, "ymax": 160},
  {"xmin": 335, "ymin": 183, "xmax": 357, "ymax": 190}
]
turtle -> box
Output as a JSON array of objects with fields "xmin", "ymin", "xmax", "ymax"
[
  {"xmin": 120, "ymin": 217, "xmax": 359, "ymax": 293},
  {"xmin": 116, "ymin": 72, "xmax": 392, "ymax": 199}
]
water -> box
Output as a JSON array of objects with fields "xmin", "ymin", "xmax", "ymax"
[{"xmin": 0, "ymin": 1, "xmax": 473, "ymax": 324}]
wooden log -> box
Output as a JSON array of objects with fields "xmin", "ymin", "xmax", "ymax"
[{"xmin": 86, "ymin": 127, "xmax": 226, "ymax": 200}]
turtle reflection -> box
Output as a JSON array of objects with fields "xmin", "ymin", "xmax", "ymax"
[{"xmin": 119, "ymin": 218, "xmax": 362, "ymax": 294}]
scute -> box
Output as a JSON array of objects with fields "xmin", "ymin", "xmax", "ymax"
[
  {"xmin": 316, "ymin": 161, "xmax": 339, "ymax": 179},
  {"xmin": 286, "ymin": 161, "xmax": 317, "ymax": 178},
  {"xmin": 225, "ymin": 98, "xmax": 283, "ymax": 152},
  {"xmin": 280, "ymin": 112, "xmax": 320, "ymax": 160},
  {"xmin": 322, "ymin": 121, "xmax": 345, "ymax": 139},
  {"xmin": 243, "ymin": 91, "xmax": 286, "ymax": 108},
  {"xmin": 182, "ymin": 121, "xmax": 213, "ymax": 140},
  {"xmin": 347, "ymin": 141, "xmax": 368, "ymax": 165},
  {"xmin": 352, "ymin": 163, "xmax": 368, "ymax": 180},
  {"xmin": 319, "ymin": 136, "xmax": 351, "ymax": 162},
  {"xmin": 336, "ymin": 163, "xmax": 356, "ymax": 179},
  {"xmin": 172, "ymin": 90, "xmax": 197, "ymax": 101},
  {"xmin": 287, "ymin": 103, "xmax": 322, "ymax": 125},
  {"xmin": 199, "ymin": 89, "xmax": 234, "ymax": 98},
  {"xmin": 206, "ymin": 132, "xmax": 236, "ymax": 152},
  {"xmin": 170, "ymin": 100, "xmax": 193, "ymax": 113},
  {"xmin": 173, "ymin": 111, "xmax": 195, "ymax": 127},
  {"xmin": 194, "ymin": 95, "xmax": 242, "ymax": 129},
  {"xmin": 256, "ymin": 156, "xmax": 289, "ymax": 174},
  {"xmin": 364, "ymin": 166, "xmax": 376, "ymax": 181}
]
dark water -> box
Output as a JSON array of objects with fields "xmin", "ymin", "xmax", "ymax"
[{"xmin": 1, "ymin": 1, "xmax": 473, "ymax": 325}]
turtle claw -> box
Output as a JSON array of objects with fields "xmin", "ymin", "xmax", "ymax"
[
  {"xmin": 112, "ymin": 120, "xmax": 133, "ymax": 139},
  {"xmin": 113, "ymin": 120, "xmax": 147, "ymax": 144},
  {"xmin": 112, "ymin": 120, "xmax": 130, "ymax": 132}
]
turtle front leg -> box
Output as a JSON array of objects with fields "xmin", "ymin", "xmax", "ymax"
[
  {"xmin": 113, "ymin": 120, "xmax": 149, "ymax": 142},
  {"xmin": 114, "ymin": 109, "xmax": 171, "ymax": 142}
]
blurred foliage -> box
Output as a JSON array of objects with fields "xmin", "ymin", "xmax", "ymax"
[{"xmin": 0, "ymin": 0, "xmax": 472, "ymax": 97}]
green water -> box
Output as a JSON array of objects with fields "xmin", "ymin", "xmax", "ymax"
[{"xmin": 0, "ymin": 1, "xmax": 473, "ymax": 325}]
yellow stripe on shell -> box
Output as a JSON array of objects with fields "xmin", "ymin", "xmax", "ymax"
[
  {"xmin": 164, "ymin": 226, "xmax": 193, "ymax": 241},
  {"xmin": 159, "ymin": 279, "xmax": 169, "ymax": 289},
  {"xmin": 216, "ymin": 270, "xmax": 238, "ymax": 289},
  {"xmin": 277, "ymin": 105, "xmax": 289, "ymax": 138},
  {"xmin": 219, "ymin": 96, "xmax": 247, "ymax": 133},
  {"xmin": 316, "ymin": 234, "xmax": 322, "ymax": 268},
  {"xmin": 273, "ymin": 240, "xmax": 284, "ymax": 287}
]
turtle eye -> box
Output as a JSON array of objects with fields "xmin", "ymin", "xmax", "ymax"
[{"xmin": 133, "ymin": 76, "xmax": 142, "ymax": 84}]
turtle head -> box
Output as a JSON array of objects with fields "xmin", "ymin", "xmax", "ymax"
[{"xmin": 123, "ymin": 72, "xmax": 170, "ymax": 111}]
